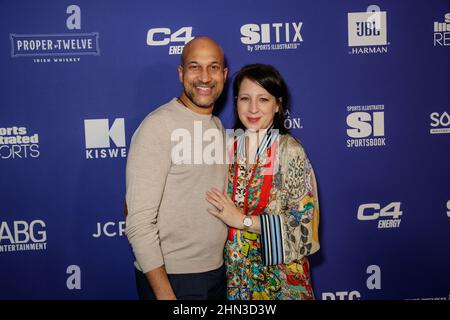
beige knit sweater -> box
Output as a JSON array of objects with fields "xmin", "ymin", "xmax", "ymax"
[{"xmin": 125, "ymin": 98, "xmax": 228, "ymax": 274}]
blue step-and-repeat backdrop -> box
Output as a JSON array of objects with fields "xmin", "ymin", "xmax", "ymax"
[{"xmin": 1, "ymin": 0, "xmax": 449, "ymax": 300}]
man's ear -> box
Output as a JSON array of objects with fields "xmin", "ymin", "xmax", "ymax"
[
  {"xmin": 223, "ymin": 67, "xmax": 229, "ymax": 81},
  {"xmin": 178, "ymin": 65, "xmax": 183, "ymax": 83}
]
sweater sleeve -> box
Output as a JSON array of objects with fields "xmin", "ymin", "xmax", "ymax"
[
  {"xmin": 125, "ymin": 114, "xmax": 171, "ymax": 273},
  {"xmin": 260, "ymin": 140, "xmax": 320, "ymax": 266}
]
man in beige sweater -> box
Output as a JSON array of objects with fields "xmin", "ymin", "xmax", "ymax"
[{"xmin": 125, "ymin": 37, "xmax": 229, "ymax": 300}]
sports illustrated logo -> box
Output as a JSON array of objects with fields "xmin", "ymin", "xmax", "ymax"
[
  {"xmin": 430, "ymin": 111, "xmax": 450, "ymax": 134},
  {"xmin": 322, "ymin": 265, "xmax": 381, "ymax": 300},
  {"xmin": 0, "ymin": 126, "xmax": 40, "ymax": 160},
  {"xmin": 146, "ymin": 27, "xmax": 194, "ymax": 55},
  {"xmin": 0, "ymin": 220, "xmax": 47, "ymax": 253},
  {"xmin": 10, "ymin": 5, "xmax": 100, "ymax": 64},
  {"xmin": 92, "ymin": 221, "xmax": 125, "ymax": 238},
  {"xmin": 433, "ymin": 13, "xmax": 450, "ymax": 46},
  {"xmin": 357, "ymin": 202, "xmax": 402, "ymax": 229},
  {"xmin": 348, "ymin": 5, "xmax": 389, "ymax": 55},
  {"xmin": 84, "ymin": 118, "xmax": 127, "ymax": 159},
  {"xmin": 240, "ymin": 22, "xmax": 303, "ymax": 52},
  {"xmin": 283, "ymin": 110, "xmax": 303, "ymax": 130},
  {"xmin": 346, "ymin": 104, "xmax": 386, "ymax": 148}
]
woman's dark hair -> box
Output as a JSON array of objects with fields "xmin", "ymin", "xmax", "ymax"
[{"xmin": 232, "ymin": 63, "xmax": 289, "ymax": 134}]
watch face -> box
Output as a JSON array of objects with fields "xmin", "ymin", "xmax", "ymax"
[{"xmin": 244, "ymin": 217, "xmax": 252, "ymax": 227}]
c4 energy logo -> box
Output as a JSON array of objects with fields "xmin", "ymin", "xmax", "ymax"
[
  {"xmin": 240, "ymin": 22, "xmax": 303, "ymax": 52},
  {"xmin": 346, "ymin": 104, "xmax": 386, "ymax": 148},
  {"xmin": 357, "ymin": 202, "xmax": 402, "ymax": 229},
  {"xmin": 348, "ymin": 5, "xmax": 388, "ymax": 54},
  {"xmin": 0, "ymin": 126, "xmax": 40, "ymax": 160},
  {"xmin": 84, "ymin": 118, "xmax": 127, "ymax": 159},
  {"xmin": 0, "ymin": 220, "xmax": 47, "ymax": 253},
  {"xmin": 10, "ymin": 5, "xmax": 100, "ymax": 63},
  {"xmin": 433, "ymin": 13, "xmax": 450, "ymax": 46},
  {"xmin": 430, "ymin": 111, "xmax": 450, "ymax": 134},
  {"xmin": 146, "ymin": 27, "xmax": 194, "ymax": 55}
]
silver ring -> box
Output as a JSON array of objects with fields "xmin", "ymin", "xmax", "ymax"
[{"xmin": 218, "ymin": 206, "xmax": 224, "ymax": 212}]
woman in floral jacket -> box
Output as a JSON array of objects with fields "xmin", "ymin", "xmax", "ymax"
[{"xmin": 206, "ymin": 64, "xmax": 320, "ymax": 300}]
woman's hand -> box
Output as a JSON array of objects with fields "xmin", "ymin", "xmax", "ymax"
[{"xmin": 206, "ymin": 187, "xmax": 244, "ymax": 229}]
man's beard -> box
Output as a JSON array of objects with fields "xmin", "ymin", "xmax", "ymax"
[{"xmin": 183, "ymin": 85, "xmax": 219, "ymax": 108}]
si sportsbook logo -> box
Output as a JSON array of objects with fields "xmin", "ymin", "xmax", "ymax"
[{"xmin": 346, "ymin": 104, "xmax": 386, "ymax": 148}]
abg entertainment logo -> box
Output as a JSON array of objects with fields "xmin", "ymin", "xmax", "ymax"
[
  {"xmin": 433, "ymin": 13, "xmax": 450, "ymax": 46},
  {"xmin": 346, "ymin": 104, "xmax": 386, "ymax": 148},
  {"xmin": 240, "ymin": 21, "xmax": 303, "ymax": 52},
  {"xmin": 322, "ymin": 265, "xmax": 381, "ymax": 300},
  {"xmin": 0, "ymin": 126, "xmax": 40, "ymax": 160},
  {"xmin": 10, "ymin": 5, "xmax": 100, "ymax": 64},
  {"xmin": 84, "ymin": 118, "xmax": 127, "ymax": 159},
  {"xmin": 357, "ymin": 201, "xmax": 402, "ymax": 229},
  {"xmin": 0, "ymin": 219, "xmax": 47, "ymax": 253},
  {"xmin": 430, "ymin": 111, "xmax": 450, "ymax": 134},
  {"xmin": 146, "ymin": 26, "xmax": 194, "ymax": 55},
  {"xmin": 348, "ymin": 5, "xmax": 389, "ymax": 54}
]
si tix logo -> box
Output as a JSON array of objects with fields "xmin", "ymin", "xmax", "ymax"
[
  {"xmin": 146, "ymin": 27, "xmax": 194, "ymax": 55},
  {"xmin": 240, "ymin": 22, "xmax": 303, "ymax": 44}
]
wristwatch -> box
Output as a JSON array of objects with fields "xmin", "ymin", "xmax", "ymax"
[{"xmin": 243, "ymin": 216, "xmax": 253, "ymax": 230}]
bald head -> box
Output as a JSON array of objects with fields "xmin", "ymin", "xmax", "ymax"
[
  {"xmin": 177, "ymin": 36, "xmax": 228, "ymax": 114},
  {"xmin": 180, "ymin": 37, "xmax": 225, "ymax": 66}
]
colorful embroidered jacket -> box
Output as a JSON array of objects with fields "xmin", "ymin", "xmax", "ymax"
[{"xmin": 225, "ymin": 133, "xmax": 320, "ymax": 300}]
